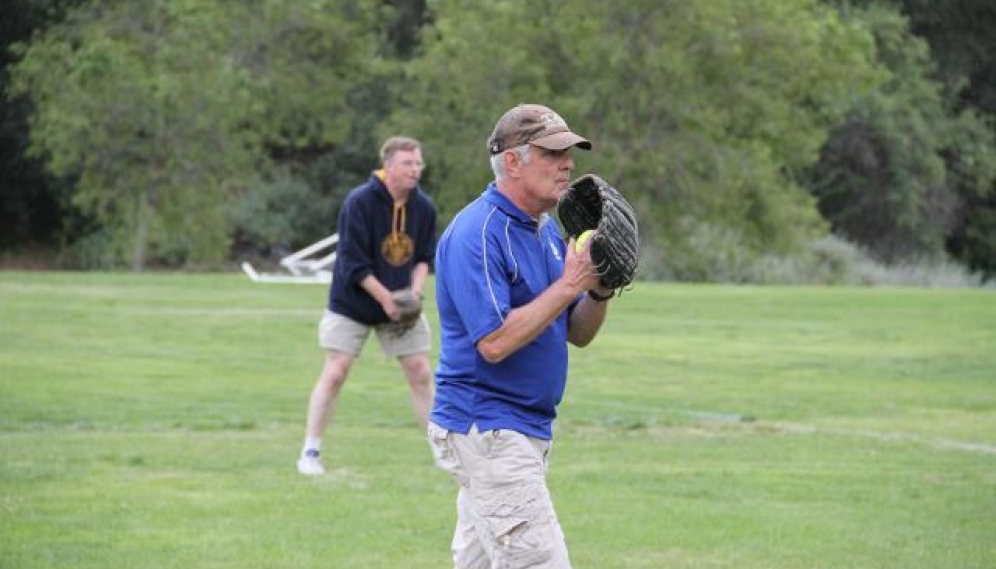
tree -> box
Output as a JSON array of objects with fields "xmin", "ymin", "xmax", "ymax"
[
  {"xmin": 878, "ymin": 0, "xmax": 996, "ymax": 116},
  {"xmin": 806, "ymin": 4, "xmax": 996, "ymax": 264},
  {"xmin": 897, "ymin": 0, "xmax": 996, "ymax": 275},
  {"xmin": 0, "ymin": 0, "xmax": 88, "ymax": 253},
  {"xmin": 389, "ymin": 0, "xmax": 879, "ymax": 280},
  {"xmin": 8, "ymin": 0, "xmax": 380, "ymax": 270},
  {"xmin": 819, "ymin": 0, "xmax": 996, "ymax": 275}
]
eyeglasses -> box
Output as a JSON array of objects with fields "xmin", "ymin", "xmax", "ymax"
[{"xmin": 395, "ymin": 159, "xmax": 424, "ymax": 170}]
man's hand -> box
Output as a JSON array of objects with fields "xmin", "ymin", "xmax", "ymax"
[
  {"xmin": 383, "ymin": 288, "xmax": 423, "ymax": 338},
  {"xmin": 380, "ymin": 292, "xmax": 400, "ymax": 321},
  {"xmin": 564, "ymin": 233, "xmax": 603, "ymax": 295}
]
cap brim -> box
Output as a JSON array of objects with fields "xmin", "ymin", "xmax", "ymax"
[{"xmin": 530, "ymin": 131, "xmax": 592, "ymax": 151}]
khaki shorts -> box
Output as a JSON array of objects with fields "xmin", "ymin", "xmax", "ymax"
[
  {"xmin": 318, "ymin": 310, "xmax": 431, "ymax": 357},
  {"xmin": 428, "ymin": 423, "xmax": 572, "ymax": 569}
]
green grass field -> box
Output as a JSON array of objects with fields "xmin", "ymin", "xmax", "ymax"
[{"xmin": 1, "ymin": 271, "xmax": 994, "ymax": 568}]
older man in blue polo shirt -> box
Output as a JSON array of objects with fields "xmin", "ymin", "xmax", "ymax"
[{"xmin": 429, "ymin": 104, "xmax": 617, "ymax": 569}]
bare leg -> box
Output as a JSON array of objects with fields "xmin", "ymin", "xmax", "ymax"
[
  {"xmin": 304, "ymin": 351, "xmax": 354, "ymax": 440},
  {"xmin": 398, "ymin": 352, "xmax": 433, "ymax": 429}
]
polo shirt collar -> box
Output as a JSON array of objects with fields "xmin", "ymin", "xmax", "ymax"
[{"xmin": 482, "ymin": 182, "xmax": 547, "ymax": 228}]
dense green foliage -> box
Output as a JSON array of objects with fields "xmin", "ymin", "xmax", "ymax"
[
  {"xmin": 7, "ymin": 0, "xmax": 382, "ymax": 269},
  {"xmin": 2, "ymin": 0, "xmax": 995, "ymax": 280},
  {"xmin": 1, "ymin": 272, "xmax": 994, "ymax": 567},
  {"xmin": 0, "ymin": 0, "xmax": 86, "ymax": 251},
  {"xmin": 893, "ymin": 0, "xmax": 996, "ymax": 276},
  {"xmin": 808, "ymin": 3, "xmax": 996, "ymax": 265},
  {"xmin": 391, "ymin": 0, "xmax": 880, "ymax": 280}
]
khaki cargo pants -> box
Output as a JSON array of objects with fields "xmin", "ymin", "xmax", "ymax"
[{"xmin": 428, "ymin": 423, "xmax": 572, "ymax": 569}]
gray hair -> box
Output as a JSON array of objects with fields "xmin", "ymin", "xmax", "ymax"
[{"xmin": 490, "ymin": 144, "xmax": 532, "ymax": 180}]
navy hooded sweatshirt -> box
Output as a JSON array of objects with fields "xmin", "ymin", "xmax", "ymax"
[{"xmin": 327, "ymin": 171, "xmax": 437, "ymax": 325}]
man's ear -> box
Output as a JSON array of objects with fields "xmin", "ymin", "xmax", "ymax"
[{"xmin": 504, "ymin": 150, "xmax": 524, "ymax": 178}]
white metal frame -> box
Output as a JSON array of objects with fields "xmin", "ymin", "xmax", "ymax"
[{"xmin": 241, "ymin": 233, "xmax": 338, "ymax": 284}]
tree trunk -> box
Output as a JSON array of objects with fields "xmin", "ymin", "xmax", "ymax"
[{"xmin": 131, "ymin": 193, "xmax": 151, "ymax": 272}]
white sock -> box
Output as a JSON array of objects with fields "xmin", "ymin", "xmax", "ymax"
[{"xmin": 302, "ymin": 437, "xmax": 322, "ymax": 456}]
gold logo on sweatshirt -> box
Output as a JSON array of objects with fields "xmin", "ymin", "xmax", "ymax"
[{"xmin": 382, "ymin": 233, "xmax": 414, "ymax": 266}]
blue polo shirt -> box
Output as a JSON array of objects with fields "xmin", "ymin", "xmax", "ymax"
[{"xmin": 431, "ymin": 183, "xmax": 581, "ymax": 440}]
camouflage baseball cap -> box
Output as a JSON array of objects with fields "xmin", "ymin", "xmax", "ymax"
[{"xmin": 487, "ymin": 104, "xmax": 592, "ymax": 155}]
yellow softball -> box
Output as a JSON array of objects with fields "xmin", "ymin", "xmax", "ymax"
[{"xmin": 575, "ymin": 229, "xmax": 595, "ymax": 253}]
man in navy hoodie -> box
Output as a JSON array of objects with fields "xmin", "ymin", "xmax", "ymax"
[{"xmin": 297, "ymin": 136, "xmax": 437, "ymax": 476}]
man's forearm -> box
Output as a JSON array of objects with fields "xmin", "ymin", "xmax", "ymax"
[
  {"xmin": 411, "ymin": 262, "xmax": 430, "ymax": 296},
  {"xmin": 360, "ymin": 274, "xmax": 391, "ymax": 305},
  {"xmin": 567, "ymin": 292, "xmax": 609, "ymax": 347},
  {"xmin": 476, "ymin": 280, "xmax": 579, "ymax": 364}
]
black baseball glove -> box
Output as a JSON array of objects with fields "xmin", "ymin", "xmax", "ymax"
[{"xmin": 558, "ymin": 174, "xmax": 640, "ymax": 293}]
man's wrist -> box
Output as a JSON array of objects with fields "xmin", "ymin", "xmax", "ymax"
[{"xmin": 588, "ymin": 288, "xmax": 614, "ymax": 302}]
